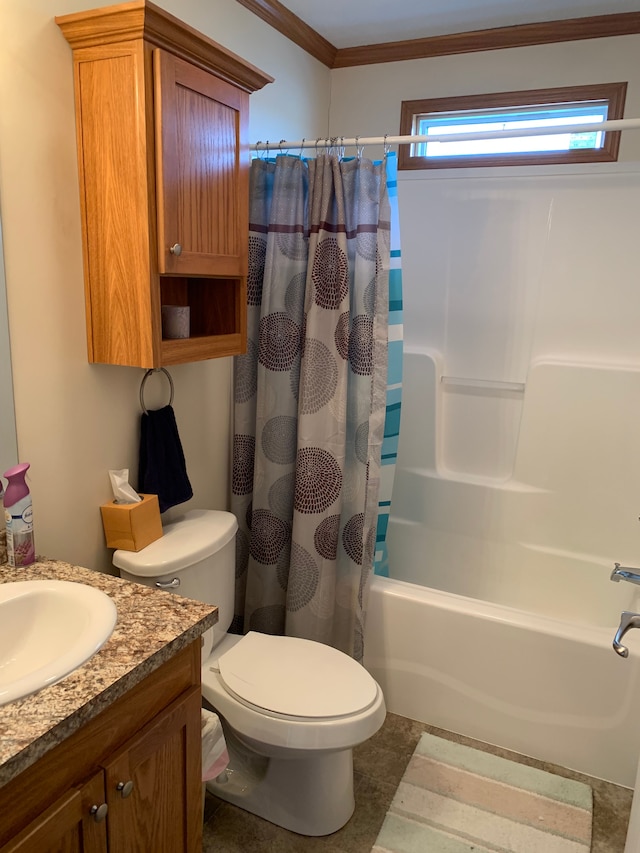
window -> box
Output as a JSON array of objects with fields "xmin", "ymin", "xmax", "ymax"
[{"xmin": 399, "ymin": 83, "xmax": 627, "ymax": 170}]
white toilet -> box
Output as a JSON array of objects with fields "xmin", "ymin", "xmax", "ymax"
[{"xmin": 113, "ymin": 509, "xmax": 386, "ymax": 836}]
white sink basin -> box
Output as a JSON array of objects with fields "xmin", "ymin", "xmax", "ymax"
[{"xmin": 0, "ymin": 579, "xmax": 117, "ymax": 706}]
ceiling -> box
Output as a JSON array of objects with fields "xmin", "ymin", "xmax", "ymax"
[{"xmin": 278, "ymin": 0, "xmax": 640, "ymax": 49}]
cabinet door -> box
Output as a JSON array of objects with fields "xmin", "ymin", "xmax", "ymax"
[
  {"xmin": 154, "ymin": 50, "xmax": 249, "ymax": 278},
  {"xmin": 103, "ymin": 687, "xmax": 202, "ymax": 853},
  {"xmin": 0, "ymin": 771, "xmax": 107, "ymax": 853}
]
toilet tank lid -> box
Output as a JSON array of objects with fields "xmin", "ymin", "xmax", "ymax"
[{"xmin": 113, "ymin": 509, "xmax": 237, "ymax": 576}]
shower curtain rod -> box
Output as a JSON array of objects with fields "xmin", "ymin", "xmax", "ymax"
[{"xmin": 250, "ymin": 117, "xmax": 640, "ymax": 151}]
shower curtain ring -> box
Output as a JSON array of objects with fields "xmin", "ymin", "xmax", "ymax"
[
  {"xmin": 384, "ymin": 134, "xmax": 390, "ymax": 157},
  {"xmin": 299, "ymin": 137, "xmax": 306, "ymax": 159}
]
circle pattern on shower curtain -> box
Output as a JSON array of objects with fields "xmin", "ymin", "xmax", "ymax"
[
  {"xmin": 249, "ymin": 603, "xmax": 285, "ymax": 634},
  {"xmin": 348, "ymin": 315, "xmax": 374, "ymax": 375},
  {"xmin": 294, "ymin": 447, "xmax": 342, "ymax": 513},
  {"xmin": 234, "ymin": 339, "xmax": 259, "ymax": 403},
  {"xmin": 298, "ymin": 338, "xmax": 338, "ymax": 414},
  {"xmin": 286, "ymin": 542, "xmax": 319, "ymax": 611},
  {"xmin": 258, "ymin": 312, "xmax": 301, "ymax": 371},
  {"xmin": 356, "ymin": 231, "xmax": 378, "ymax": 262},
  {"xmin": 353, "ymin": 621, "xmax": 364, "ymax": 663},
  {"xmin": 269, "ymin": 472, "xmax": 296, "ymax": 520},
  {"xmin": 276, "ymin": 548, "xmax": 290, "ymax": 591},
  {"xmin": 235, "ymin": 528, "xmax": 250, "ymax": 578},
  {"xmin": 285, "ymin": 272, "xmax": 307, "ymax": 323},
  {"xmin": 343, "ymin": 513, "xmax": 365, "ymax": 565},
  {"xmin": 262, "ymin": 415, "xmax": 298, "ymax": 464},
  {"xmin": 312, "ymin": 238, "xmax": 348, "ymax": 309},
  {"xmin": 248, "ymin": 509, "xmax": 290, "ymax": 564},
  {"xmin": 289, "ymin": 355, "xmax": 301, "ymax": 401},
  {"xmin": 232, "ymin": 435, "xmax": 255, "ymax": 495},
  {"xmin": 314, "ymin": 514, "xmax": 340, "ymax": 560},
  {"xmin": 355, "ymin": 422, "xmax": 369, "ymax": 465},
  {"xmin": 277, "ymin": 230, "xmax": 308, "ymax": 261},
  {"xmin": 335, "ymin": 312, "xmax": 350, "ymax": 360},
  {"xmin": 248, "ymin": 236, "xmax": 267, "ymax": 305},
  {"xmin": 363, "ymin": 278, "xmax": 376, "ymax": 316}
]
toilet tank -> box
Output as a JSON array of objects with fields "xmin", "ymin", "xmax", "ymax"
[{"xmin": 113, "ymin": 509, "xmax": 237, "ymax": 660}]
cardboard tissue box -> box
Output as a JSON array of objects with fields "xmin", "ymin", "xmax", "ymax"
[{"xmin": 100, "ymin": 493, "xmax": 163, "ymax": 551}]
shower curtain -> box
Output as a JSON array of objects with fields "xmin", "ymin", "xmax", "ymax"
[
  {"xmin": 374, "ymin": 159, "xmax": 404, "ymax": 579},
  {"xmin": 232, "ymin": 152, "xmax": 395, "ymax": 661}
]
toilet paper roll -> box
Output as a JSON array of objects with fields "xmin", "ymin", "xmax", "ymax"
[{"xmin": 161, "ymin": 305, "xmax": 190, "ymax": 339}]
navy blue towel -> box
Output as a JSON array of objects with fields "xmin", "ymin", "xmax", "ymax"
[{"xmin": 138, "ymin": 405, "xmax": 193, "ymax": 513}]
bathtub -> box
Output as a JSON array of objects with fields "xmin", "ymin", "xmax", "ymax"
[
  {"xmin": 364, "ymin": 574, "xmax": 640, "ymax": 788},
  {"xmin": 365, "ymin": 349, "xmax": 640, "ymax": 787}
]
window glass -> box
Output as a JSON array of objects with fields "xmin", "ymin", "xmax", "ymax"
[{"xmin": 399, "ymin": 84, "xmax": 626, "ymax": 169}]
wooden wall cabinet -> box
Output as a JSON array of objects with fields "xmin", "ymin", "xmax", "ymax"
[
  {"xmin": 0, "ymin": 643, "xmax": 203, "ymax": 853},
  {"xmin": 56, "ymin": 0, "xmax": 272, "ymax": 367}
]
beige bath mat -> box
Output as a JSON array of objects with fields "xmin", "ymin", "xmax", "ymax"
[{"xmin": 372, "ymin": 732, "xmax": 592, "ymax": 852}]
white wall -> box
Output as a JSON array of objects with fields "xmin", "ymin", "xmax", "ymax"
[{"xmin": 0, "ymin": 0, "xmax": 330, "ymax": 572}]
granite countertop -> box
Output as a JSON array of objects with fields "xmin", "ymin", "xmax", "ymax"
[{"xmin": 0, "ymin": 559, "xmax": 217, "ymax": 787}]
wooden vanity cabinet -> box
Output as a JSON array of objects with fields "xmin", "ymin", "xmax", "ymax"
[
  {"xmin": 0, "ymin": 771, "xmax": 108, "ymax": 853},
  {"xmin": 104, "ymin": 688, "xmax": 201, "ymax": 853},
  {"xmin": 56, "ymin": 0, "xmax": 272, "ymax": 368},
  {"xmin": 0, "ymin": 642, "xmax": 203, "ymax": 853}
]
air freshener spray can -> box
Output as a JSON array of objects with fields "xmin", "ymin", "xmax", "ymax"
[{"xmin": 3, "ymin": 462, "xmax": 35, "ymax": 567}]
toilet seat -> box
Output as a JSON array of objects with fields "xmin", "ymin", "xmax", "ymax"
[
  {"xmin": 217, "ymin": 632, "xmax": 378, "ymax": 719},
  {"xmin": 201, "ymin": 632, "xmax": 386, "ymax": 753}
]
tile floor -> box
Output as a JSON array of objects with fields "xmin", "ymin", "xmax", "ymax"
[{"xmin": 203, "ymin": 712, "xmax": 633, "ymax": 853}]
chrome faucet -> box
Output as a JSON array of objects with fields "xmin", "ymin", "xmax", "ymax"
[
  {"xmin": 613, "ymin": 611, "xmax": 640, "ymax": 657},
  {"xmin": 610, "ymin": 562, "xmax": 640, "ymax": 586}
]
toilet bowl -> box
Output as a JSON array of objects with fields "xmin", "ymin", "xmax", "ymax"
[{"xmin": 113, "ymin": 509, "xmax": 386, "ymax": 836}]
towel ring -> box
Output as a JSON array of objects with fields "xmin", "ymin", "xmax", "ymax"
[{"xmin": 140, "ymin": 367, "xmax": 174, "ymax": 414}]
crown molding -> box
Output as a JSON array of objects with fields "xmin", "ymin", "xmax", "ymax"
[
  {"xmin": 236, "ymin": 0, "xmax": 336, "ymax": 67},
  {"xmin": 57, "ymin": 0, "xmax": 274, "ymax": 91},
  {"xmin": 235, "ymin": 2, "xmax": 640, "ymax": 70},
  {"xmin": 333, "ymin": 11, "xmax": 640, "ymax": 67}
]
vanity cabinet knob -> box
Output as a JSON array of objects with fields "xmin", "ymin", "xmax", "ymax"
[
  {"xmin": 116, "ymin": 780, "xmax": 134, "ymax": 798},
  {"xmin": 90, "ymin": 803, "xmax": 108, "ymax": 822},
  {"xmin": 169, "ymin": 243, "xmax": 182, "ymax": 256}
]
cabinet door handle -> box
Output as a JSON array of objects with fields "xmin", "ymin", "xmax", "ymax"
[
  {"xmin": 116, "ymin": 780, "xmax": 134, "ymax": 798},
  {"xmin": 90, "ymin": 803, "xmax": 108, "ymax": 822},
  {"xmin": 169, "ymin": 243, "xmax": 182, "ymax": 256}
]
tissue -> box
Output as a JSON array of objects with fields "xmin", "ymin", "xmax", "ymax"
[
  {"xmin": 201, "ymin": 710, "xmax": 229, "ymax": 781},
  {"xmin": 109, "ymin": 469, "xmax": 141, "ymax": 504}
]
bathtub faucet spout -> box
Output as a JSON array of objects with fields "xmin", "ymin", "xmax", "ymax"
[
  {"xmin": 610, "ymin": 563, "xmax": 640, "ymax": 585},
  {"xmin": 612, "ymin": 611, "xmax": 640, "ymax": 658}
]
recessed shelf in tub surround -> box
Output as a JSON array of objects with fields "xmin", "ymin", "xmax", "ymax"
[
  {"xmin": 0, "ymin": 559, "xmax": 217, "ymax": 787},
  {"xmin": 440, "ymin": 375, "xmax": 526, "ymax": 394}
]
